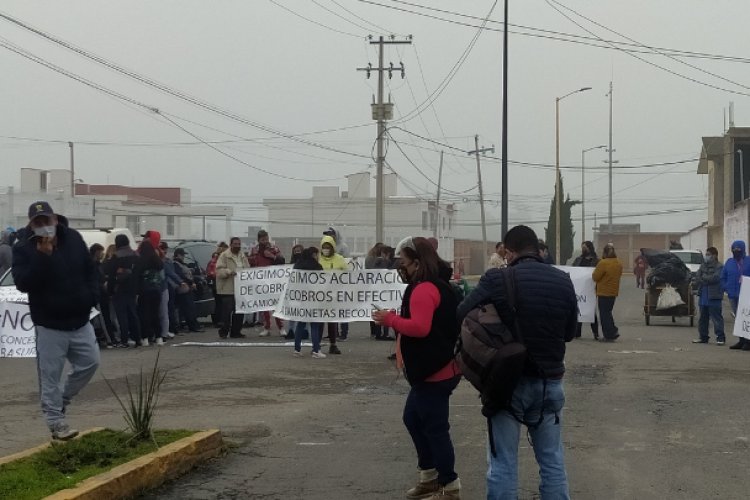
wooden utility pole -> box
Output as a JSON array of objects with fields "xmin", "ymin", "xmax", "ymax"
[{"xmin": 468, "ymin": 136, "xmax": 494, "ymax": 269}]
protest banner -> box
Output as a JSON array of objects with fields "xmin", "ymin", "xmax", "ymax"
[
  {"xmin": 274, "ymin": 269, "xmax": 406, "ymax": 323},
  {"xmin": 345, "ymin": 257, "xmax": 364, "ymax": 271},
  {"xmin": 732, "ymin": 276, "xmax": 750, "ymax": 340},
  {"xmin": 234, "ymin": 264, "xmax": 294, "ymax": 314},
  {"xmin": 555, "ymin": 266, "xmax": 597, "ymax": 323},
  {"xmin": 0, "ymin": 301, "xmax": 37, "ymax": 358}
]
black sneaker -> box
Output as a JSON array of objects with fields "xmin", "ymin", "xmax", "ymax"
[
  {"xmin": 229, "ymin": 333, "xmax": 247, "ymax": 339},
  {"xmin": 376, "ymin": 336, "xmax": 396, "ymax": 341},
  {"xmin": 329, "ymin": 345, "xmax": 342, "ymax": 355}
]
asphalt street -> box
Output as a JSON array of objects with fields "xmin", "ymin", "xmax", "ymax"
[{"xmin": 1, "ymin": 278, "xmax": 749, "ymax": 499}]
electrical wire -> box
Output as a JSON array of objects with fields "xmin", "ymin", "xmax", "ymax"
[
  {"xmin": 267, "ymin": 0, "xmax": 362, "ymax": 38},
  {"xmin": 330, "ymin": 0, "xmax": 394, "ymax": 34},
  {"xmin": 311, "ymin": 0, "xmax": 372, "ymax": 33},
  {"xmin": 359, "ymin": 0, "xmax": 750, "ymax": 64},
  {"xmin": 0, "ymin": 10, "xmax": 372, "ymax": 158},
  {"xmin": 389, "ymin": 0, "xmax": 498, "ymax": 125},
  {"xmin": 545, "ymin": 0, "xmax": 750, "ymax": 98}
]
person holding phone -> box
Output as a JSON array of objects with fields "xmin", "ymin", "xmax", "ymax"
[
  {"xmin": 12, "ymin": 202, "xmax": 100, "ymax": 441},
  {"xmin": 372, "ymin": 236, "xmax": 462, "ymax": 500}
]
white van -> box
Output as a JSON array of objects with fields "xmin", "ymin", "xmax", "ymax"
[
  {"xmin": 78, "ymin": 228, "xmax": 136, "ymax": 250},
  {"xmin": 669, "ymin": 249, "xmax": 704, "ymax": 274}
]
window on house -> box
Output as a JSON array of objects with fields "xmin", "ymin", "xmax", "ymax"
[
  {"xmin": 40, "ymin": 172, "xmax": 48, "ymax": 192},
  {"xmin": 422, "ymin": 211, "xmax": 428, "ymax": 230},
  {"xmin": 166, "ymin": 216, "xmax": 175, "ymax": 236},
  {"xmin": 125, "ymin": 216, "xmax": 139, "ymax": 235}
]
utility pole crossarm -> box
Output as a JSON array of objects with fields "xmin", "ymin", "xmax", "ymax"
[{"xmin": 356, "ymin": 35, "xmax": 412, "ymax": 243}]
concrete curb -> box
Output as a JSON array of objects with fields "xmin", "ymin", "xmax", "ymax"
[{"xmin": 33, "ymin": 429, "xmax": 223, "ymax": 500}]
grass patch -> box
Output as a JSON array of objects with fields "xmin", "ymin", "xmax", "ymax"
[{"xmin": 0, "ymin": 428, "xmax": 193, "ymax": 500}]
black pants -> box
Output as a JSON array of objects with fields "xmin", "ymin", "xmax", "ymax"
[
  {"xmin": 370, "ymin": 322, "xmax": 391, "ymax": 339},
  {"xmin": 218, "ymin": 295, "xmax": 244, "ymax": 338},
  {"xmin": 176, "ymin": 291, "xmax": 200, "ymax": 331},
  {"xmin": 575, "ymin": 314, "xmax": 599, "ymax": 339},
  {"xmin": 139, "ymin": 289, "xmax": 162, "ymax": 341},
  {"xmin": 113, "ymin": 294, "xmax": 141, "ymax": 343},
  {"xmin": 598, "ymin": 296, "xmax": 618, "ymax": 339}
]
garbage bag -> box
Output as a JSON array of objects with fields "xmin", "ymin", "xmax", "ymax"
[
  {"xmin": 642, "ymin": 248, "xmax": 691, "ymax": 287},
  {"xmin": 656, "ymin": 285, "xmax": 685, "ymax": 310}
]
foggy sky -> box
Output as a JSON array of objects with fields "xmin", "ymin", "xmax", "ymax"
[{"xmin": 1, "ymin": 0, "xmax": 745, "ymax": 240}]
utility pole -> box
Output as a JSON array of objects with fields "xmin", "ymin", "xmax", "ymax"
[
  {"xmin": 468, "ymin": 136, "xmax": 494, "ymax": 269},
  {"xmin": 357, "ymin": 35, "xmax": 412, "ymax": 243},
  {"xmin": 607, "ymin": 81, "xmax": 613, "ymax": 229},
  {"xmin": 501, "ymin": 0, "xmax": 509, "ymax": 238},
  {"xmin": 581, "ymin": 145, "xmax": 606, "ymax": 243},
  {"xmin": 434, "ymin": 150, "xmax": 443, "ymax": 238},
  {"xmin": 68, "ymin": 141, "xmax": 75, "ymax": 197}
]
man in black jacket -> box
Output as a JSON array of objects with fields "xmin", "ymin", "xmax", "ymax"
[
  {"xmin": 12, "ymin": 202, "xmax": 100, "ymax": 441},
  {"xmin": 457, "ymin": 225, "xmax": 577, "ymax": 500},
  {"xmin": 105, "ymin": 234, "xmax": 143, "ymax": 347}
]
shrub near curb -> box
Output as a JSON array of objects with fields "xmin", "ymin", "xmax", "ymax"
[
  {"xmin": 0, "ymin": 428, "xmax": 223, "ymax": 500},
  {"xmin": 46, "ymin": 429, "xmax": 223, "ymax": 500}
]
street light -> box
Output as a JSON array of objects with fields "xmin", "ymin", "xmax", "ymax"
[
  {"xmin": 555, "ymin": 86, "xmax": 591, "ymax": 264},
  {"xmin": 581, "ymin": 145, "xmax": 606, "ymax": 243}
]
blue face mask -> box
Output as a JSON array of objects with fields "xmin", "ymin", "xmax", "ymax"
[{"xmin": 705, "ymin": 255, "xmax": 713, "ymax": 262}]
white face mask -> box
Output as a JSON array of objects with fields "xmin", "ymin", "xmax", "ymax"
[
  {"xmin": 33, "ymin": 225, "xmax": 56, "ymax": 238},
  {"xmin": 322, "ymin": 248, "xmax": 332, "ymax": 257}
]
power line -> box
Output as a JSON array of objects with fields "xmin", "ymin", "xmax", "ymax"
[
  {"xmin": 359, "ymin": 0, "xmax": 750, "ymax": 64},
  {"xmin": 311, "ymin": 0, "xmax": 373, "ymax": 32},
  {"xmin": 0, "ymin": 10, "xmax": 371, "ymax": 158},
  {"xmin": 267, "ymin": 0, "xmax": 362, "ymax": 38},
  {"xmin": 545, "ymin": 0, "xmax": 750, "ymax": 98},
  {"xmin": 330, "ymin": 0, "xmax": 394, "ymax": 34}
]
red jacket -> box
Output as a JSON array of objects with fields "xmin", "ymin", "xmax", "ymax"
[{"xmin": 249, "ymin": 243, "xmax": 281, "ymax": 267}]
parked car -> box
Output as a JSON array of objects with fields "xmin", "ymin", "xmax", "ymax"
[
  {"xmin": 79, "ymin": 228, "xmax": 136, "ymax": 251},
  {"xmin": 669, "ymin": 249, "xmax": 704, "ymax": 275}
]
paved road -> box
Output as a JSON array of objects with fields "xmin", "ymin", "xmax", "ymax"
[{"xmin": 2, "ymin": 280, "xmax": 750, "ymax": 499}]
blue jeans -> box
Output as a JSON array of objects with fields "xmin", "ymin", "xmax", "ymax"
[
  {"xmin": 698, "ymin": 305, "xmax": 724, "ymax": 341},
  {"xmin": 403, "ymin": 376, "xmax": 461, "ymax": 486},
  {"xmin": 487, "ymin": 377, "xmax": 569, "ymax": 500},
  {"xmin": 295, "ymin": 322, "xmax": 323, "ymax": 353}
]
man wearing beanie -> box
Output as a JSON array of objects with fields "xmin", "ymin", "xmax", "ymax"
[
  {"xmin": 105, "ymin": 234, "xmax": 144, "ymax": 348},
  {"xmin": 12, "ymin": 202, "xmax": 100, "ymax": 440}
]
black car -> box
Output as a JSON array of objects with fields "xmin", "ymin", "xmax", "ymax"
[{"xmin": 166, "ymin": 241, "xmax": 217, "ymax": 318}]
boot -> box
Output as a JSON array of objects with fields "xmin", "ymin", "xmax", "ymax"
[
  {"xmin": 429, "ymin": 478, "xmax": 461, "ymax": 500},
  {"xmin": 730, "ymin": 338, "xmax": 747, "ymax": 350},
  {"xmin": 406, "ymin": 468, "xmax": 439, "ymax": 499}
]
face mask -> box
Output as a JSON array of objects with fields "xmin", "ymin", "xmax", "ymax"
[
  {"xmin": 397, "ymin": 266, "xmax": 411, "ymax": 284},
  {"xmin": 33, "ymin": 225, "xmax": 56, "ymax": 238},
  {"xmin": 733, "ymin": 249, "xmax": 743, "ymax": 257},
  {"xmin": 705, "ymin": 255, "xmax": 713, "ymax": 262},
  {"xmin": 322, "ymin": 249, "xmax": 332, "ymax": 257}
]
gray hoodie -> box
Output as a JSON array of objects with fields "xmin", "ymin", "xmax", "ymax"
[{"xmin": 0, "ymin": 231, "xmax": 12, "ymax": 277}]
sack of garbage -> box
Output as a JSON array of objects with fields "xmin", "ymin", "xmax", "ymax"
[
  {"xmin": 656, "ymin": 285, "xmax": 685, "ymax": 310},
  {"xmin": 642, "ymin": 248, "xmax": 691, "ymax": 287}
]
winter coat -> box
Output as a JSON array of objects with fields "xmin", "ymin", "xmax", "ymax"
[
  {"xmin": 720, "ymin": 240, "xmax": 750, "ymax": 299},
  {"xmin": 12, "ymin": 225, "xmax": 98, "ymax": 331},
  {"xmin": 104, "ymin": 247, "xmax": 140, "ymax": 297},
  {"xmin": 318, "ymin": 236, "xmax": 347, "ymax": 270},
  {"xmin": 592, "ymin": 257, "xmax": 623, "ymax": 297},
  {"xmin": 249, "ymin": 242, "xmax": 282, "ymax": 267},
  {"xmin": 294, "ymin": 249, "xmax": 324, "ymax": 271},
  {"xmin": 457, "ymin": 253, "xmax": 578, "ymax": 379},
  {"xmin": 694, "ymin": 258, "xmax": 723, "ymax": 303},
  {"xmin": 488, "ymin": 253, "xmax": 507, "ymax": 269},
  {"xmin": 572, "ymin": 254, "xmax": 599, "ymax": 268},
  {"xmin": 216, "ymin": 249, "xmax": 249, "ymax": 295}
]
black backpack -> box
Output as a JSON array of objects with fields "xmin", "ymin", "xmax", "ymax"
[{"xmin": 456, "ymin": 267, "xmax": 526, "ymax": 418}]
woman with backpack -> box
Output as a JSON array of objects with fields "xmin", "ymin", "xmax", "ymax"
[
  {"xmin": 372, "ymin": 236, "xmax": 462, "ymax": 500},
  {"xmin": 138, "ymin": 242, "xmax": 165, "ymax": 346}
]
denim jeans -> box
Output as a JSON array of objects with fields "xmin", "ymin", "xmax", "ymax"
[
  {"xmin": 295, "ymin": 322, "xmax": 322, "ymax": 353},
  {"xmin": 403, "ymin": 376, "xmax": 461, "ymax": 486},
  {"xmin": 487, "ymin": 377, "xmax": 569, "ymax": 500},
  {"xmin": 597, "ymin": 296, "xmax": 618, "ymax": 339},
  {"xmin": 698, "ymin": 305, "xmax": 724, "ymax": 341}
]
